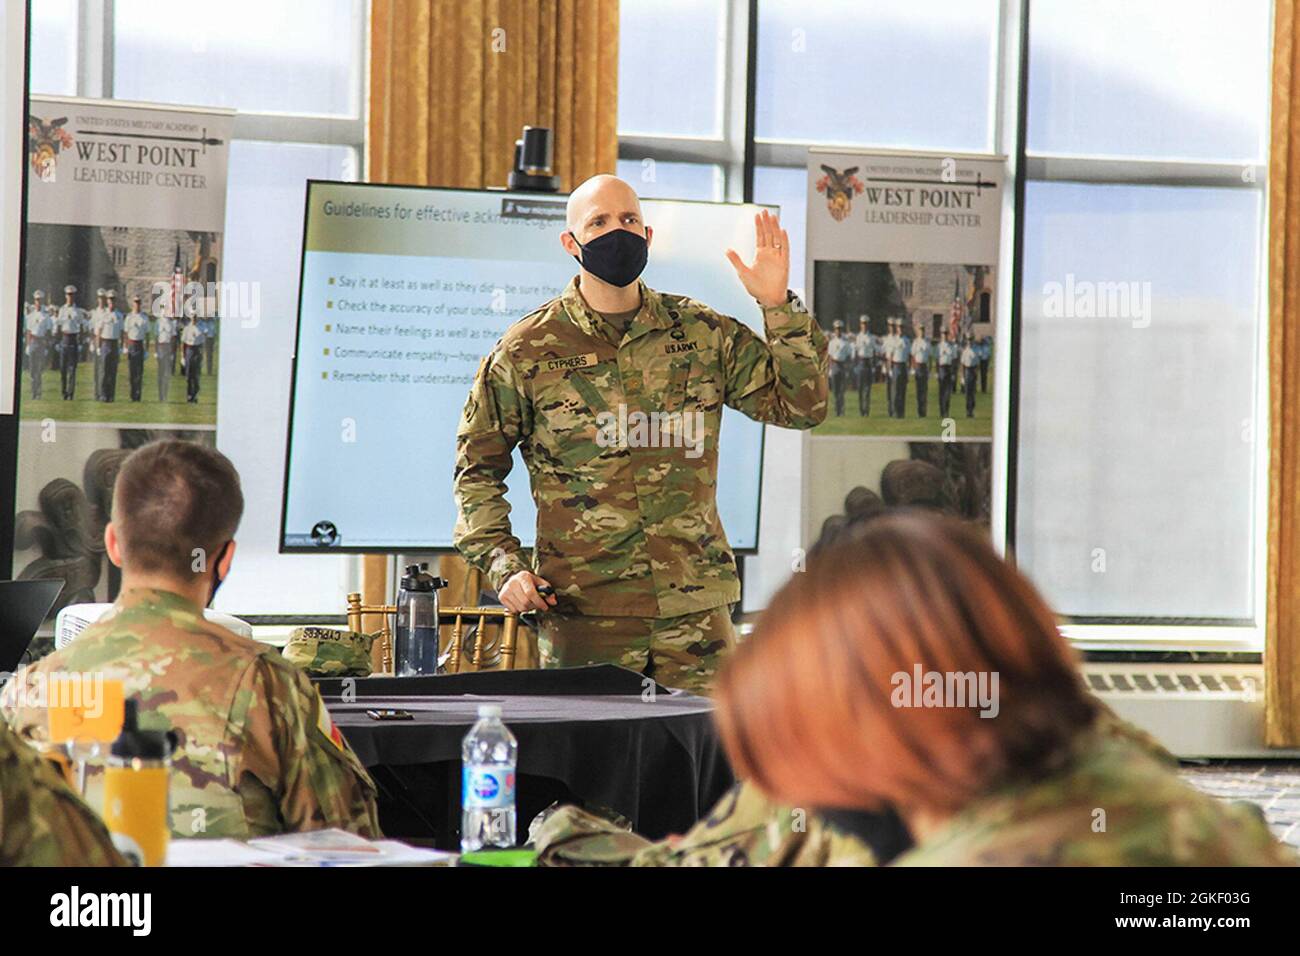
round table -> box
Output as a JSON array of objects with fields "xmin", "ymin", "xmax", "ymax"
[{"xmin": 318, "ymin": 665, "xmax": 735, "ymax": 850}]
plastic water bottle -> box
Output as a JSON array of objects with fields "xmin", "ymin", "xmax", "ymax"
[
  {"xmin": 395, "ymin": 563, "xmax": 446, "ymax": 676},
  {"xmin": 461, "ymin": 704, "xmax": 517, "ymax": 851}
]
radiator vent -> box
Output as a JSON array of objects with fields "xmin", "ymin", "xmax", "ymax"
[
  {"xmin": 1082, "ymin": 663, "xmax": 1300, "ymax": 758},
  {"xmin": 1084, "ymin": 670, "xmax": 1259, "ymax": 697}
]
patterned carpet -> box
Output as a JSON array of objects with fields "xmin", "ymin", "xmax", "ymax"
[{"xmin": 1181, "ymin": 762, "xmax": 1300, "ymax": 848}]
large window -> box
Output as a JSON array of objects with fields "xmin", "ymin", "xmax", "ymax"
[
  {"xmin": 755, "ymin": 0, "xmax": 999, "ymax": 152},
  {"xmin": 19, "ymin": 1, "xmax": 1274, "ymax": 637},
  {"xmin": 617, "ymin": 0, "xmax": 734, "ymax": 203},
  {"xmin": 1026, "ymin": 0, "xmax": 1269, "ymax": 162},
  {"xmin": 26, "ymin": 0, "xmax": 366, "ymax": 617},
  {"xmin": 1017, "ymin": 183, "xmax": 1262, "ymax": 622},
  {"xmin": 28, "ymin": 0, "xmax": 76, "ymax": 96},
  {"xmin": 620, "ymin": 0, "xmax": 1004, "ymax": 613},
  {"xmin": 618, "ymin": 0, "xmax": 727, "ymax": 139},
  {"xmin": 1016, "ymin": 0, "xmax": 1272, "ymax": 636},
  {"xmin": 619, "ymin": 0, "xmax": 1274, "ymax": 646},
  {"xmin": 112, "ymin": 0, "xmax": 360, "ymax": 116}
]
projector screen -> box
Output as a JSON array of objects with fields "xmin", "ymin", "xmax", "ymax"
[{"xmin": 281, "ymin": 182, "xmax": 772, "ymax": 553}]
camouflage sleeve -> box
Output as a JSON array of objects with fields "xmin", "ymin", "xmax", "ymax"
[
  {"xmin": 631, "ymin": 782, "xmax": 876, "ymax": 867},
  {"xmin": 0, "ymin": 725, "xmax": 126, "ymax": 866},
  {"xmin": 236, "ymin": 656, "xmax": 381, "ymax": 837},
  {"xmin": 1, "ymin": 663, "xmax": 48, "ymax": 744},
  {"xmin": 532, "ymin": 805, "xmax": 654, "ymax": 866},
  {"xmin": 719, "ymin": 297, "xmax": 829, "ymax": 429},
  {"xmin": 533, "ymin": 782, "xmax": 877, "ymax": 868},
  {"xmin": 453, "ymin": 350, "xmax": 535, "ymax": 592}
]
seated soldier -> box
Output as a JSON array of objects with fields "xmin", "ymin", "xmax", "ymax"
[
  {"xmin": 0, "ymin": 718, "xmax": 125, "ymax": 866},
  {"xmin": 530, "ymin": 704, "xmax": 1172, "ymax": 868},
  {"xmin": 533, "ymin": 506, "xmax": 1172, "ymax": 869},
  {"xmin": 3, "ymin": 440, "xmax": 380, "ymax": 840},
  {"xmin": 713, "ymin": 512, "xmax": 1295, "ymax": 867}
]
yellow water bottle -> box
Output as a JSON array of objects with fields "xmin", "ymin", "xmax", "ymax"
[{"xmin": 102, "ymin": 699, "xmax": 175, "ymax": 867}]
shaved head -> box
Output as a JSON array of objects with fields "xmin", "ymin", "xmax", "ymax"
[
  {"xmin": 566, "ymin": 174, "xmax": 643, "ymax": 231},
  {"xmin": 560, "ymin": 174, "xmax": 653, "ymax": 286}
]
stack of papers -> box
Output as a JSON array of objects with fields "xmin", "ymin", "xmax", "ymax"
[{"xmin": 166, "ymin": 829, "xmax": 456, "ymax": 867}]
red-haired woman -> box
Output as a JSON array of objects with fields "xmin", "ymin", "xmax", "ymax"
[{"xmin": 715, "ymin": 513, "xmax": 1293, "ymax": 866}]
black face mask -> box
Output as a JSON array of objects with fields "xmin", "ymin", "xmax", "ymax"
[
  {"xmin": 569, "ymin": 228, "xmax": 648, "ymax": 288},
  {"xmin": 208, "ymin": 540, "xmax": 232, "ymax": 609},
  {"xmin": 816, "ymin": 806, "xmax": 914, "ymax": 865}
]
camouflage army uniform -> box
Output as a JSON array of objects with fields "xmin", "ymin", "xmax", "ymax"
[
  {"xmin": 454, "ymin": 277, "xmax": 827, "ymax": 691},
  {"xmin": 282, "ymin": 626, "xmax": 376, "ymax": 677},
  {"xmin": 2, "ymin": 588, "xmax": 380, "ymax": 840},
  {"xmin": 533, "ymin": 780, "xmax": 875, "ymax": 867},
  {"xmin": 893, "ymin": 727, "xmax": 1297, "ymax": 867},
  {"xmin": 530, "ymin": 710, "xmax": 1183, "ymax": 867},
  {"xmin": 536, "ymin": 605, "xmax": 738, "ymax": 692},
  {"xmin": 0, "ymin": 719, "xmax": 126, "ymax": 866}
]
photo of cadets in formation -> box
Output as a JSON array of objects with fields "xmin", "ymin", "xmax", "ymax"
[
  {"xmin": 19, "ymin": 226, "xmax": 221, "ymax": 425},
  {"xmin": 828, "ymin": 317, "xmax": 991, "ymax": 422},
  {"xmin": 813, "ymin": 260, "xmax": 994, "ymax": 438},
  {"xmin": 20, "ymin": 284, "xmax": 217, "ymax": 421}
]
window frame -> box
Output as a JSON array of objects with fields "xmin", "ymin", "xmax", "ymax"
[
  {"xmin": 27, "ymin": 0, "xmax": 371, "ymax": 619},
  {"xmin": 72, "ymin": 0, "xmax": 368, "ymax": 149},
  {"xmin": 32, "ymin": 1, "xmax": 1272, "ymax": 635},
  {"xmin": 617, "ymin": 0, "xmax": 1273, "ymax": 650},
  {"xmin": 1013, "ymin": 0, "xmax": 1272, "ymax": 649},
  {"xmin": 617, "ymin": 0, "xmax": 751, "ymax": 202}
]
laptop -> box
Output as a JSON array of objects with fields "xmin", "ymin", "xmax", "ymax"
[{"xmin": 0, "ymin": 579, "xmax": 64, "ymax": 672}]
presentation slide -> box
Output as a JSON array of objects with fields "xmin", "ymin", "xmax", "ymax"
[{"xmin": 281, "ymin": 182, "xmax": 773, "ymax": 552}]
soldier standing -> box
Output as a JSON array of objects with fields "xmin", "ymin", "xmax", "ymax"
[
  {"xmin": 882, "ymin": 320, "xmax": 897, "ymax": 418},
  {"xmin": 854, "ymin": 314, "xmax": 874, "ymax": 416},
  {"xmin": 888, "ymin": 319, "xmax": 910, "ymax": 418},
  {"xmin": 56, "ymin": 285, "xmax": 85, "ymax": 400},
  {"xmin": 124, "ymin": 294, "xmax": 150, "ymax": 402},
  {"xmin": 961, "ymin": 335, "xmax": 979, "ymax": 418},
  {"xmin": 874, "ymin": 328, "xmax": 887, "ymax": 405},
  {"xmin": 20, "ymin": 291, "xmax": 36, "ymax": 372},
  {"xmin": 24, "ymin": 290, "xmax": 52, "ymax": 399},
  {"xmin": 90, "ymin": 288, "xmax": 107, "ymax": 400},
  {"xmin": 181, "ymin": 311, "xmax": 204, "ymax": 404},
  {"xmin": 454, "ymin": 175, "xmax": 827, "ymax": 692},
  {"xmin": 911, "ymin": 325, "xmax": 931, "ymax": 418},
  {"xmin": 202, "ymin": 314, "xmax": 217, "ymax": 375},
  {"xmin": 171, "ymin": 313, "xmax": 180, "ymax": 375},
  {"xmin": 99, "ymin": 289, "xmax": 124, "ymax": 402},
  {"xmin": 979, "ymin": 335, "xmax": 992, "ymax": 393},
  {"xmin": 937, "ymin": 328, "xmax": 957, "ymax": 419},
  {"xmin": 155, "ymin": 307, "xmax": 175, "ymax": 402},
  {"xmin": 827, "ymin": 320, "xmax": 852, "ymax": 417},
  {"xmin": 898, "ymin": 320, "xmax": 912, "ymax": 417}
]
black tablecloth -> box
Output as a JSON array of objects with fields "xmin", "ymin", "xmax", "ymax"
[{"xmin": 319, "ymin": 665, "xmax": 735, "ymax": 849}]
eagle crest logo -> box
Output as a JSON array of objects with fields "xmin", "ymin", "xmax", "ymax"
[
  {"xmin": 28, "ymin": 115, "xmax": 74, "ymax": 181},
  {"xmin": 815, "ymin": 165, "xmax": 864, "ymax": 222}
]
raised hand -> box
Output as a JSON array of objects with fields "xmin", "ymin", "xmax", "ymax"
[{"xmin": 725, "ymin": 209, "xmax": 790, "ymax": 309}]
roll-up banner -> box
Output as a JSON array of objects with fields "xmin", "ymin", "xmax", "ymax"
[
  {"xmin": 14, "ymin": 96, "xmax": 232, "ymax": 621},
  {"xmin": 804, "ymin": 148, "xmax": 1004, "ymax": 548}
]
